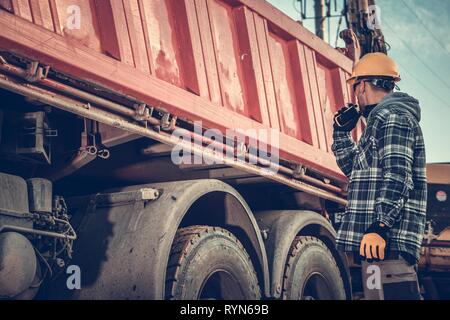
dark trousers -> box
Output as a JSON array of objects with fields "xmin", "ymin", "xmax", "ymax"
[{"xmin": 345, "ymin": 251, "xmax": 422, "ymax": 300}]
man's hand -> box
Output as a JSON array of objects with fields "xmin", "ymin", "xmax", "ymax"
[
  {"xmin": 360, "ymin": 222, "xmax": 389, "ymax": 261},
  {"xmin": 333, "ymin": 105, "xmax": 360, "ymax": 132},
  {"xmin": 360, "ymin": 233, "xmax": 386, "ymax": 260}
]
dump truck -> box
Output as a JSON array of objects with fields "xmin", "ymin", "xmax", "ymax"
[
  {"xmin": 419, "ymin": 163, "xmax": 450, "ymax": 299},
  {"xmin": 0, "ymin": 0, "xmax": 389, "ymax": 300}
]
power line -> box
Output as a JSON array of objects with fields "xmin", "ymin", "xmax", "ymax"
[
  {"xmin": 292, "ymin": 0, "xmax": 346, "ymax": 45},
  {"xmin": 382, "ymin": 18, "xmax": 450, "ymax": 92},
  {"xmin": 293, "ymin": 0, "xmax": 302, "ymax": 17},
  {"xmin": 396, "ymin": 59, "xmax": 450, "ymax": 109},
  {"xmin": 398, "ymin": 0, "xmax": 450, "ymax": 56},
  {"xmin": 335, "ymin": 13, "xmax": 343, "ymax": 47}
]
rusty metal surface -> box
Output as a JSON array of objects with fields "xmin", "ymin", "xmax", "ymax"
[
  {"xmin": 0, "ymin": 72, "xmax": 348, "ymax": 205},
  {"xmin": 0, "ymin": 0, "xmax": 357, "ymax": 183},
  {"xmin": 427, "ymin": 163, "xmax": 450, "ymax": 185},
  {"xmin": 419, "ymin": 227, "xmax": 450, "ymax": 272},
  {"xmin": 420, "ymin": 246, "xmax": 450, "ymax": 273},
  {"xmin": 436, "ymin": 227, "xmax": 450, "ymax": 241}
]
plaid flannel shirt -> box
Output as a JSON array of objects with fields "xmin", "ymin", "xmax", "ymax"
[{"xmin": 332, "ymin": 93, "xmax": 427, "ymax": 261}]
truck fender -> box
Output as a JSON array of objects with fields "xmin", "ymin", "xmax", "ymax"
[
  {"xmin": 51, "ymin": 179, "xmax": 269, "ymax": 299},
  {"xmin": 254, "ymin": 210, "xmax": 351, "ymax": 299}
]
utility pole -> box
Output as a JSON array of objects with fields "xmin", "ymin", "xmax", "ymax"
[{"xmin": 314, "ymin": 0, "xmax": 325, "ymax": 40}]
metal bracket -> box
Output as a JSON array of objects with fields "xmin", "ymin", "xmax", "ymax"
[
  {"xmin": 45, "ymin": 129, "xmax": 58, "ymax": 137},
  {"xmin": 81, "ymin": 119, "xmax": 110, "ymax": 159},
  {"xmin": 140, "ymin": 188, "xmax": 160, "ymax": 201},
  {"xmin": 93, "ymin": 131, "xmax": 110, "ymax": 159},
  {"xmin": 158, "ymin": 112, "xmax": 177, "ymax": 132},
  {"xmin": 160, "ymin": 112, "xmax": 172, "ymax": 131},
  {"xmin": 97, "ymin": 149, "xmax": 110, "ymax": 159},
  {"xmin": 260, "ymin": 228, "xmax": 269, "ymax": 241},
  {"xmin": 424, "ymin": 221, "xmax": 438, "ymax": 245},
  {"xmin": 25, "ymin": 61, "xmax": 50, "ymax": 83},
  {"xmin": 134, "ymin": 103, "xmax": 151, "ymax": 122},
  {"xmin": 81, "ymin": 145, "xmax": 109, "ymax": 159},
  {"xmin": 293, "ymin": 164, "xmax": 307, "ymax": 178},
  {"xmin": 235, "ymin": 140, "xmax": 248, "ymax": 159}
]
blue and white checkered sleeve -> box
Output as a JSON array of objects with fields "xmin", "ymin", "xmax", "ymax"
[
  {"xmin": 331, "ymin": 130, "xmax": 358, "ymax": 179},
  {"xmin": 374, "ymin": 113, "xmax": 415, "ymax": 228}
]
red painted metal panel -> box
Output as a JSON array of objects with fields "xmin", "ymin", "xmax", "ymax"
[
  {"xmin": 290, "ymin": 41, "xmax": 317, "ymax": 147},
  {"xmin": 0, "ymin": 0, "xmax": 358, "ymax": 182},
  {"xmin": 108, "ymin": 0, "xmax": 134, "ymax": 65},
  {"xmin": 195, "ymin": 0, "xmax": 223, "ymax": 106},
  {"xmin": 10, "ymin": 0, "xmax": 102, "ymax": 50},
  {"xmin": 233, "ymin": 0, "xmax": 352, "ymax": 72},
  {"xmin": 234, "ymin": 6, "xmax": 265, "ymax": 123},
  {"xmin": 207, "ymin": 0, "xmax": 247, "ymax": 114},
  {"xmin": 267, "ymin": 30, "xmax": 297, "ymax": 138},
  {"xmin": 54, "ymin": 0, "xmax": 102, "ymax": 52},
  {"xmin": 332, "ymin": 68, "xmax": 349, "ymax": 108},
  {"xmin": 47, "ymin": 0, "xmax": 61, "ymax": 35},
  {"xmin": 253, "ymin": 13, "xmax": 279, "ymax": 130},
  {"xmin": 140, "ymin": 0, "xmax": 184, "ymax": 86},
  {"xmin": 316, "ymin": 58, "xmax": 340, "ymax": 153},
  {"xmin": 94, "ymin": 0, "xmax": 120, "ymax": 59},
  {"xmin": 303, "ymin": 47, "xmax": 328, "ymax": 151},
  {"xmin": 122, "ymin": 0, "xmax": 150, "ymax": 74},
  {"xmin": 29, "ymin": 0, "xmax": 54, "ymax": 31},
  {"xmin": 170, "ymin": 0, "xmax": 204, "ymax": 96},
  {"xmin": 12, "ymin": 0, "xmax": 32, "ymax": 22}
]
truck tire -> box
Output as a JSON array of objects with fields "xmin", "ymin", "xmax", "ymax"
[
  {"xmin": 165, "ymin": 226, "xmax": 261, "ymax": 300},
  {"xmin": 283, "ymin": 236, "xmax": 346, "ymax": 300}
]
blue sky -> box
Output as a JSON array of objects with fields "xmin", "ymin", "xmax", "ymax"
[{"xmin": 266, "ymin": 0, "xmax": 450, "ymax": 163}]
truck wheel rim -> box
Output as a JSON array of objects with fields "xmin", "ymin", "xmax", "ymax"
[
  {"xmin": 301, "ymin": 272, "xmax": 333, "ymax": 300},
  {"xmin": 199, "ymin": 270, "xmax": 246, "ymax": 300}
]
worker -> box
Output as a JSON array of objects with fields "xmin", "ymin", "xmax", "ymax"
[{"xmin": 331, "ymin": 53, "xmax": 427, "ymax": 300}]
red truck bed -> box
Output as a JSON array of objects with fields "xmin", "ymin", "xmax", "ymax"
[{"xmin": 0, "ymin": 0, "xmax": 360, "ymax": 183}]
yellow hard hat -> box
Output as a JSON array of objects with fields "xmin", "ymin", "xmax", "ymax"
[{"xmin": 347, "ymin": 52, "xmax": 401, "ymax": 84}]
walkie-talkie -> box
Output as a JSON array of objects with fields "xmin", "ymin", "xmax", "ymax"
[{"xmin": 334, "ymin": 104, "xmax": 361, "ymax": 129}]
